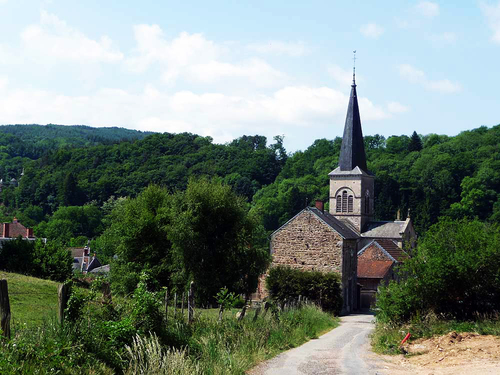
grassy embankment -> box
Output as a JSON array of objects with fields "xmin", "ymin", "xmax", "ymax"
[
  {"xmin": 1, "ymin": 272, "xmax": 340, "ymax": 374},
  {"xmin": 0, "ymin": 271, "xmax": 59, "ymax": 326},
  {"xmin": 372, "ymin": 316, "xmax": 500, "ymax": 355}
]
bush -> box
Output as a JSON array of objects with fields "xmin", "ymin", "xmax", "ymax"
[
  {"xmin": 266, "ymin": 266, "xmax": 342, "ymax": 314},
  {"xmin": 376, "ymin": 219, "xmax": 500, "ymax": 323},
  {"xmin": 0, "ymin": 238, "xmax": 72, "ymax": 281}
]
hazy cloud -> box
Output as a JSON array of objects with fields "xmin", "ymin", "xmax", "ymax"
[
  {"xmin": 415, "ymin": 1, "xmax": 440, "ymax": 18},
  {"xmin": 481, "ymin": 1, "xmax": 500, "ymax": 43},
  {"xmin": 21, "ymin": 11, "xmax": 123, "ymax": 63},
  {"xmin": 399, "ymin": 64, "xmax": 461, "ymax": 93},
  {"xmin": 126, "ymin": 26, "xmax": 288, "ymax": 87},
  {"xmin": 360, "ymin": 23, "xmax": 384, "ymax": 39}
]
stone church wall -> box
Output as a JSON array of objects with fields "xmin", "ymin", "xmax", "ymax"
[{"xmin": 270, "ymin": 210, "xmax": 344, "ymax": 274}]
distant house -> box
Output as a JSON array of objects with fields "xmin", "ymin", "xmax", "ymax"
[
  {"xmin": 357, "ymin": 239, "xmax": 408, "ymax": 309},
  {"xmin": 0, "ymin": 218, "xmax": 36, "ymax": 241},
  {"xmin": 70, "ymin": 246, "xmax": 107, "ymax": 274}
]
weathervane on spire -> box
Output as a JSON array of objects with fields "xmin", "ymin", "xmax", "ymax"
[{"xmin": 352, "ymin": 50, "xmax": 356, "ymax": 85}]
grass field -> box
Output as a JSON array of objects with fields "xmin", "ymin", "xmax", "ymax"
[{"xmin": 0, "ymin": 271, "xmax": 59, "ymax": 327}]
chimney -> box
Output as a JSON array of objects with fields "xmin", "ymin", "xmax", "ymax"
[
  {"xmin": 27, "ymin": 228, "xmax": 34, "ymax": 238},
  {"xmin": 12, "ymin": 217, "xmax": 18, "ymax": 223},
  {"xmin": 315, "ymin": 200, "xmax": 324, "ymax": 213},
  {"xmin": 3, "ymin": 223, "xmax": 9, "ymax": 238}
]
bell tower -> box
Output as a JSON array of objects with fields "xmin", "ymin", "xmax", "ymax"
[{"xmin": 329, "ymin": 59, "xmax": 374, "ymax": 232}]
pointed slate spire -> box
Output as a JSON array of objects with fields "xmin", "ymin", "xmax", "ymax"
[{"xmin": 338, "ymin": 71, "xmax": 368, "ymax": 172}]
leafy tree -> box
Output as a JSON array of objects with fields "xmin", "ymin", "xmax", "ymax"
[
  {"xmin": 170, "ymin": 178, "xmax": 270, "ymax": 303},
  {"xmin": 376, "ymin": 219, "xmax": 500, "ymax": 322},
  {"xmin": 108, "ymin": 185, "xmax": 174, "ymax": 294}
]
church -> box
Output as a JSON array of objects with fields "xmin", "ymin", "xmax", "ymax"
[{"xmin": 261, "ymin": 72, "xmax": 416, "ymax": 314}]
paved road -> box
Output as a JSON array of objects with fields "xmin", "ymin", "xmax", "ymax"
[{"xmin": 248, "ymin": 313, "xmax": 385, "ymax": 375}]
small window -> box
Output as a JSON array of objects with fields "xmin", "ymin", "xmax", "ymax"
[
  {"xmin": 342, "ymin": 191, "xmax": 348, "ymax": 213},
  {"xmin": 348, "ymin": 195, "xmax": 353, "ymax": 212},
  {"xmin": 365, "ymin": 191, "xmax": 370, "ymax": 214},
  {"xmin": 336, "ymin": 195, "xmax": 341, "ymax": 212}
]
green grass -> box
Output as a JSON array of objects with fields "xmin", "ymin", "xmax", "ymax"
[
  {"xmin": 372, "ymin": 316, "xmax": 500, "ymax": 355},
  {"xmin": 0, "ymin": 274, "xmax": 340, "ymax": 374},
  {"xmin": 0, "ymin": 271, "xmax": 59, "ymax": 327}
]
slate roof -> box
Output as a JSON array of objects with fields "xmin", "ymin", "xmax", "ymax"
[
  {"xmin": 308, "ymin": 207, "xmax": 359, "ymax": 239},
  {"xmin": 358, "ymin": 259, "xmax": 393, "ymax": 279},
  {"xmin": 89, "ymin": 264, "xmax": 110, "ymax": 274},
  {"xmin": 87, "ymin": 257, "xmax": 102, "ymax": 273},
  {"xmin": 362, "ymin": 221, "xmax": 407, "ymax": 238},
  {"xmin": 338, "ymin": 82, "xmax": 368, "ymax": 173}
]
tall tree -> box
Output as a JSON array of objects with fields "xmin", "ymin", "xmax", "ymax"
[
  {"xmin": 408, "ymin": 131, "xmax": 423, "ymax": 152},
  {"xmin": 170, "ymin": 178, "xmax": 270, "ymax": 302}
]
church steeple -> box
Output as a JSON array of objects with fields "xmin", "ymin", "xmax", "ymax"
[
  {"xmin": 338, "ymin": 73, "xmax": 368, "ymax": 172},
  {"xmin": 328, "ymin": 53, "xmax": 374, "ymax": 233}
]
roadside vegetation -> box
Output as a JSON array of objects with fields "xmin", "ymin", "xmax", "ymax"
[
  {"xmin": 0, "ymin": 272, "xmax": 338, "ymax": 374},
  {"xmin": 372, "ymin": 219, "xmax": 500, "ymax": 354}
]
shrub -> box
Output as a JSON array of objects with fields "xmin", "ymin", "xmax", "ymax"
[
  {"xmin": 376, "ymin": 219, "xmax": 500, "ymax": 323},
  {"xmin": 266, "ymin": 266, "xmax": 342, "ymax": 314},
  {"xmin": 0, "ymin": 238, "xmax": 72, "ymax": 281}
]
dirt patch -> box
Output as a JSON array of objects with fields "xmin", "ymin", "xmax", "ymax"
[{"xmin": 379, "ymin": 332, "xmax": 500, "ymax": 374}]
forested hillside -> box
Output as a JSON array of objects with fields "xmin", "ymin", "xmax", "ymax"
[{"xmin": 0, "ymin": 124, "xmax": 499, "ymax": 237}]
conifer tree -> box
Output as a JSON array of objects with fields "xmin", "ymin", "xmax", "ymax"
[{"xmin": 408, "ymin": 131, "xmax": 423, "ymax": 152}]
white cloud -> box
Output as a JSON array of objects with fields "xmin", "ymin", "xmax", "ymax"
[
  {"xmin": 0, "ymin": 80, "xmax": 389, "ymax": 145},
  {"xmin": 126, "ymin": 26, "xmax": 288, "ymax": 87},
  {"xmin": 246, "ymin": 41, "xmax": 308, "ymax": 56},
  {"xmin": 360, "ymin": 23, "xmax": 384, "ymax": 39},
  {"xmin": 415, "ymin": 1, "xmax": 440, "ymax": 18},
  {"xmin": 388, "ymin": 101, "xmax": 410, "ymax": 113},
  {"xmin": 21, "ymin": 11, "xmax": 123, "ymax": 63},
  {"xmin": 327, "ymin": 64, "xmax": 355, "ymax": 86},
  {"xmin": 480, "ymin": 1, "xmax": 500, "ymax": 44},
  {"xmin": 398, "ymin": 64, "xmax": 461, "ymax": 93}
]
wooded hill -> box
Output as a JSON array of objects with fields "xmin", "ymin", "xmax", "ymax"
[{"xmin": 0, "ymin": 124, "xmax": 499, "ymax": 236}]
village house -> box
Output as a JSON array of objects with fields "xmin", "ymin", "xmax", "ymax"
[
  {"xmin": 260, "ymin": 71, "xmax": 415, "ymax": 314},
  {"xmin": 70, "ymin": 245, "xmax": 107, "ymax": 274},
  {"xmin": 0, "ymin": 217, "xmax": 36, "ymax": 243}
]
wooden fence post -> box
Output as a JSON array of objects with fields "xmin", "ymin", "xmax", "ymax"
[
  {"xmin": 0, "ymin": 280, "xmax": 11, "ymax": 339},
  {"xmin": 173, "ymin": 292, "xmax": 177, "ymax": 319},
  {"xmin": 164, "ymin": 289, "xmax": 169, "ymax": 322},
  {"xmin": 188, "ymin": 281, "xmax": 194, "ymax": 324},
  {"xmin": 58, "ymin": 283, "xmax": 71, "ymax": 325},
  {"xmin": 181, "ymin": 292, "xmax": 185, "ymax": 320},
  {"xmin": 253, "ymin": 304, "xmax": 261, "ymax": 322},
  {"xmin": 101, "ymin": 282, "xmax": 112, "ymax": 302}
]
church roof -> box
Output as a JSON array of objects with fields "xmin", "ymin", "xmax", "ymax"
[
  {"xmin": 338, "ymin": 82, "xmax": 368, "ymax": 173},
  {"xmin": 271, "ymin": 206, "xmax": 359, "ymax": 240},
  {"xmin": 308, "ymin": 207, "xmax": 359, "ymax": 239},
  {"xmin": 362, "ymin": 221, "xmax": 407, "ymax": 239}
]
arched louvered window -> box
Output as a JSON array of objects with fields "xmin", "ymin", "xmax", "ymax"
[
  {"xmin": 336, "ymin": 195, "xmax": 341, "ymax": 212},
  {"xmin": 348, "ymin": 195, "xmax": 353, "ymax": 213},
  {"xmin": 365, "ymin": 191, "xmax": 370, "ymax": 214},
  {"xmin": 342, "ymin": 191, "xmax": 348, "ymax": 213}
]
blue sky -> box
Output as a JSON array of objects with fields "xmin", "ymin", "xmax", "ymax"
[{"xmin": 0, "ymin": 1, "xmax": 499, "ymax": 152}]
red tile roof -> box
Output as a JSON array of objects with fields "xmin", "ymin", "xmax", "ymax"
[
  {"xmin": 375, "ymin": 239, "xmax": 407, "ymax": 261},
  {"xmin": 358, "ymin": 259, "xmax": 393, "ymax": 279}
]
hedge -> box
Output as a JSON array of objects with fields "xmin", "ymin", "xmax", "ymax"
[{"xmin": 266, "ymin": 266, "xmax": 342, "ymax": 315}]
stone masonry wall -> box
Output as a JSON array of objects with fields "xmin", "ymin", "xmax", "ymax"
[{"xmin": 271, "ymin": 210, "xmax": 344, "ymax": 274}]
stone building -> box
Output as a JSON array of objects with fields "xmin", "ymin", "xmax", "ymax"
[{"xmin": 263, "ymin": 72, "xmax": 415, "ymax": 314}]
